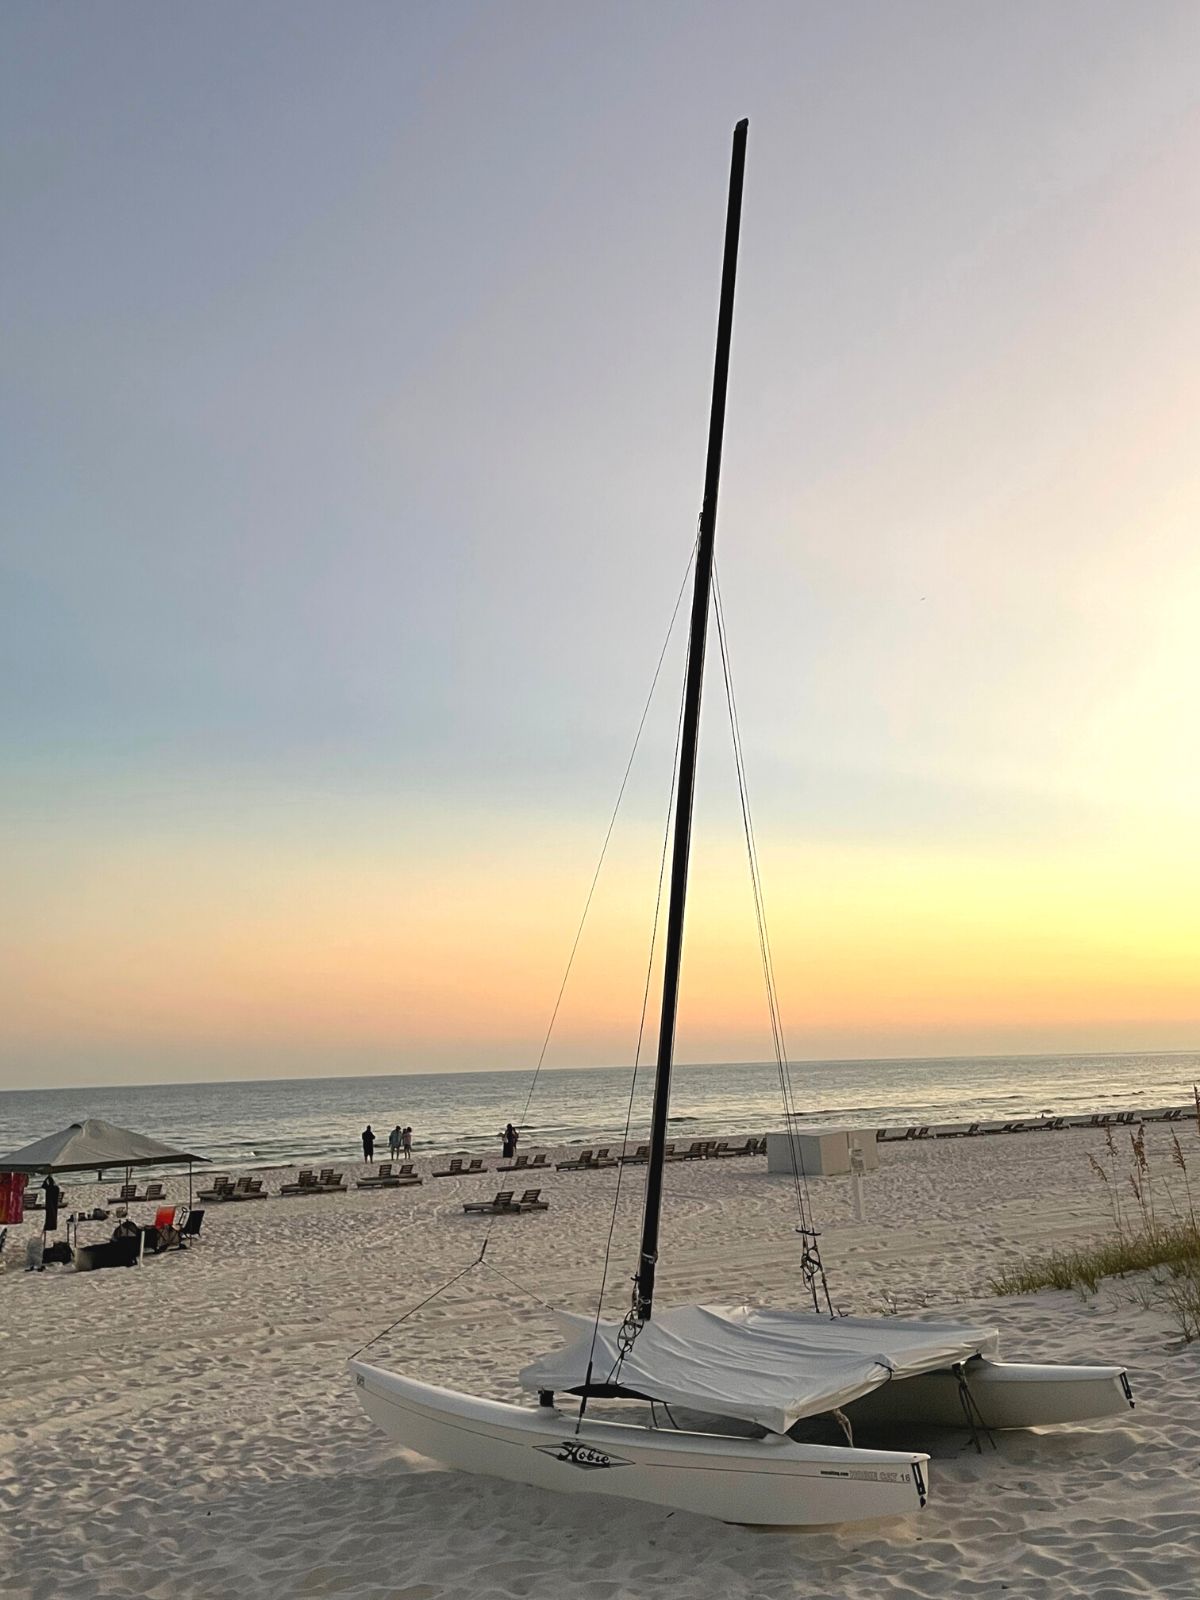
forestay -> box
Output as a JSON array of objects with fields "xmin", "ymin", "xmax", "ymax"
[{"xmin": 520, "ymin": 1304, "xmax": 999, "ymax": 1434}]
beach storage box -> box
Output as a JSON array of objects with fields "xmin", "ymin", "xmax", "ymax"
[{"xmin": 766, "ymin": 1127, "xmax": 878, "ymax": 1178}]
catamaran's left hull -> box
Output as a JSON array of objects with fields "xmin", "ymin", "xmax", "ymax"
[{"xmin": 349, "ymin": 1361, "xmax": 928, "ymax": 1526}]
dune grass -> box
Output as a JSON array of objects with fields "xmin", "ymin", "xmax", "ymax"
[{"xmin": 989, "ymin": 1100, "xmax": 1200, "ymax": 1342}]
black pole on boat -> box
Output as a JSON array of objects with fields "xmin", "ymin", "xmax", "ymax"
[{"xmin": 634, "ymin": 118, "xmax": 748, "ymax": 1323}]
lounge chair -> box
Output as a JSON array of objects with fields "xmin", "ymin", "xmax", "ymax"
[
  {"xmin": 143, "ymin": 1182, "xmax": 166, "ymax": 1202},
  {"xmin": 592, "ymin": 1147, "xmax": 619, "ymax": 1167},
  {"xmin": 716, "ymin": 1138, "xmax": 756, "ymax": 1158},
  {"xmin": 621, "ymin": 1144, "xmax": 651, "ymax": 1165},
  {"xmin": 317, "ymin": 1168, "xmax": 347, "ymax": 1192},
  {"xmin": 556, "ymin": 1148, "xmax": 595, "ymax": 1171},
  {"xmin": 499, "ymin": 1153, "xmax": 530, "ymax": 1172},
  {"xmin": 516, "ymin": 1188, "xmax": 549, "ymax": 1211},
  {"xmin": 357, "ymin": 1163, "xmax": 401, "ymax": 1189},
  {"xmin": 433, "ymin": 1158, "xmax": 465, "ymax": 1178},
  {"xmin": 197, "ymin": 1175, "xmax": 236, "ymax": 1203},
  {"xmin": 466, "ymin": 1158, "xmax": 487, "ymax": 1173},
  {"xmin": 280, "ymin": 1169, "xmax": 322, "ymax": 1196},
  {"xmin": 393, "ymin": 1162, "xmax": 423, "ymax": 1186},
  {"xmin": 153, "ymin": 1205, "xmax": 178, "ymax": 1230},
  {"xmin": 463, "ymin": 1190, "xmax": 516, "ymax": 1215},
  {"xmin": 106, "ymin": 1182, "xmax": 141, "ymax": 1204},
  {"xmin": 180, "ymin": 1209, "xmax": 205, "ymax": 1238}
]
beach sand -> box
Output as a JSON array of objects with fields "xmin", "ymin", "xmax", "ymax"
[{"xmin": 3, "ymin": 1125, "xmax": 1198, "ymax": 1599}]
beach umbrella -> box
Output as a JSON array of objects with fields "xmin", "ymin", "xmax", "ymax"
[{"xmin": 0, "ymin": 1117, "xmax": 209, "ymax": 1220}]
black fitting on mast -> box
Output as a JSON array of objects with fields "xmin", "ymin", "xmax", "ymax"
[{"xmin": 633, "ymin": 118, "xmax": 748, "ymax": 1324}]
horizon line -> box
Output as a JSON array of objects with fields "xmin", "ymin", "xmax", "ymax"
[{"xmin": 3, "ymin": 1044, "xmax": 1198, "ymax": 1098}]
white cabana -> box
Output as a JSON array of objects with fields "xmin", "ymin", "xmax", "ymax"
[{"xmin": 520, "ymin": 1304, "xmax": 1000, "ymax": 1434}]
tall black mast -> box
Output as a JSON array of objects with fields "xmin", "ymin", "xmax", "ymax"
[{"xmin": 634, "ymin": 118, "xmax": 748, "ymax": 1323}]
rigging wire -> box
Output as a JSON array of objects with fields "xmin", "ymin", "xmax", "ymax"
[
  {"xmin": 577, "ymin": 634, "xmax": 691, "ymax": 1425},
  {"xmin": 348, "ymin": 1251, "xmax": 487, "ymax": 1361},
  {"xmin": 477, "ymin": 538, "xmax": 698, "ymax": 1260},
  {"xmin": 477, "ymin": 1255, "xmax": 556, "ymax": 1311},
  {"xmin": 712, "ymin": 566, "xmax": 833, "ymax": 1315},
  {"xmin": 350, "ymin": 542, "xmax": 701, "ymax": 1358},
  {"xmin": 510, "ymin": 550, "xmax": 696, "ymax": 1134}
]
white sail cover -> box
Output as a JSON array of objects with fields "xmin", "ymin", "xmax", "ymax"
[{"xmin": 520, "ymin": 1304, "xmax": 999, "ymax": 1434}]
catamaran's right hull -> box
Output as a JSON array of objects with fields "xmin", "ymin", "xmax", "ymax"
[
  {"xmin": 350, "ymin": 1360, "xmax": 928, "ymax": 1526},
  {"xmin": 845, "ymin": 1360, "xmax": 1133, "ymax": 1431}
]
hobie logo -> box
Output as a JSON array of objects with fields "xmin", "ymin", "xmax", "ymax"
[{"xmin": 536, "ymin": 1440, "xmax": 632, "ymax": 1470}]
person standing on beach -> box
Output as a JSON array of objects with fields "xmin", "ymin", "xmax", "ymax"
[
  {"xmin": 501, "ymin": 1123, "xmax": 518, "ymax": 1160},
  {"xmin": 388, "ymin": 1125, "xmax": 402, "ymax": 1160},
  {"xmin": 362, "ymin": 1125, "xmax": 375, "ymax": 1162},
  {"xmin": 401, "ymin": 1126, "xmax": 413, "ymax": 1156},
  {"xmin": 42, "ymin": 1175, "xmax": 61, "ymax": 1233}
]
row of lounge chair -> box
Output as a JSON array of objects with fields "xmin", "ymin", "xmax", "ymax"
[
  {"xmin": 557, "ymin": 1137, "xmax": 766, "ymax": 1170},
  {"xmin": 107, "ymin": 1181, "xmax": 168, "ymax": 1204},
  {"xmin": 877, "ymin": 1106, "xmax": 1196, "ymax": 1142},
  {"xmin": 181, "ymin": 1137, "xmax": 770, "ymax": 1205},
  {"xmin": 463, "ymin": 1187, "xmax": 548, "ymax": 1215},
  {"xmin": 199, "ymin": 1164, "xmax": 428, "ymax": 1200},
  {"xmin": 357, "ymin": 1163, "xmax": 422, "ymax": 1189},
  {"xmin": 198, "ymin": 1173, "xmax": 270, "ymax": 1202},
  {"xmin": 436, "ymin": 1138, "xmax": 768, "ymax": 1180},
  {"xmin": 280, "ymin": 1168, "xmax": 346, "ymax": 1196}
]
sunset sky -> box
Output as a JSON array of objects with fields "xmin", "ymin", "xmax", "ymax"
[{"xmin": 4, "ymin": 2, "xmax": 1200, "ymax": 1088}]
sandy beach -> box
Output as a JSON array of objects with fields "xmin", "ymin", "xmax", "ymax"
[{"xmin": 3, "ymin": 1124, "xmax": 1199, "ymax": 1600}]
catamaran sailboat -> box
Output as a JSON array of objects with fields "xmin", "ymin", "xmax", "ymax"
[{"xmin": 350, "ymin": 120, "xmax": 1133, "ymax": 1526}]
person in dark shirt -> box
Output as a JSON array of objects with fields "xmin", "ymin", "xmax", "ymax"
[
  {"xmin": 361, "ymin": 1125, "xmax": 375, "ymax": 1162},
  {"xmin": 42, "ymin": 1175, "xmax": 62, "ymax": 1233},
  {"xmin": 501, "ymin": 1123, "xmax": 518, "ymax": 1160}
]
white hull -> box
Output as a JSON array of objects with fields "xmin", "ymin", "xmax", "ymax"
[
  {"xmin": 846, "ymin": 1360, "xmax": 1133, "ymax": 1431},
  {"xmin": 349, "ymin": 1360, "xmax": 929, "ymax": 1525}
]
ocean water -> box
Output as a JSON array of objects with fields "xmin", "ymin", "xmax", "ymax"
[{"xmin": 0, "ymin": 1052, "xmax": 1197, "ymax": 1173}]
